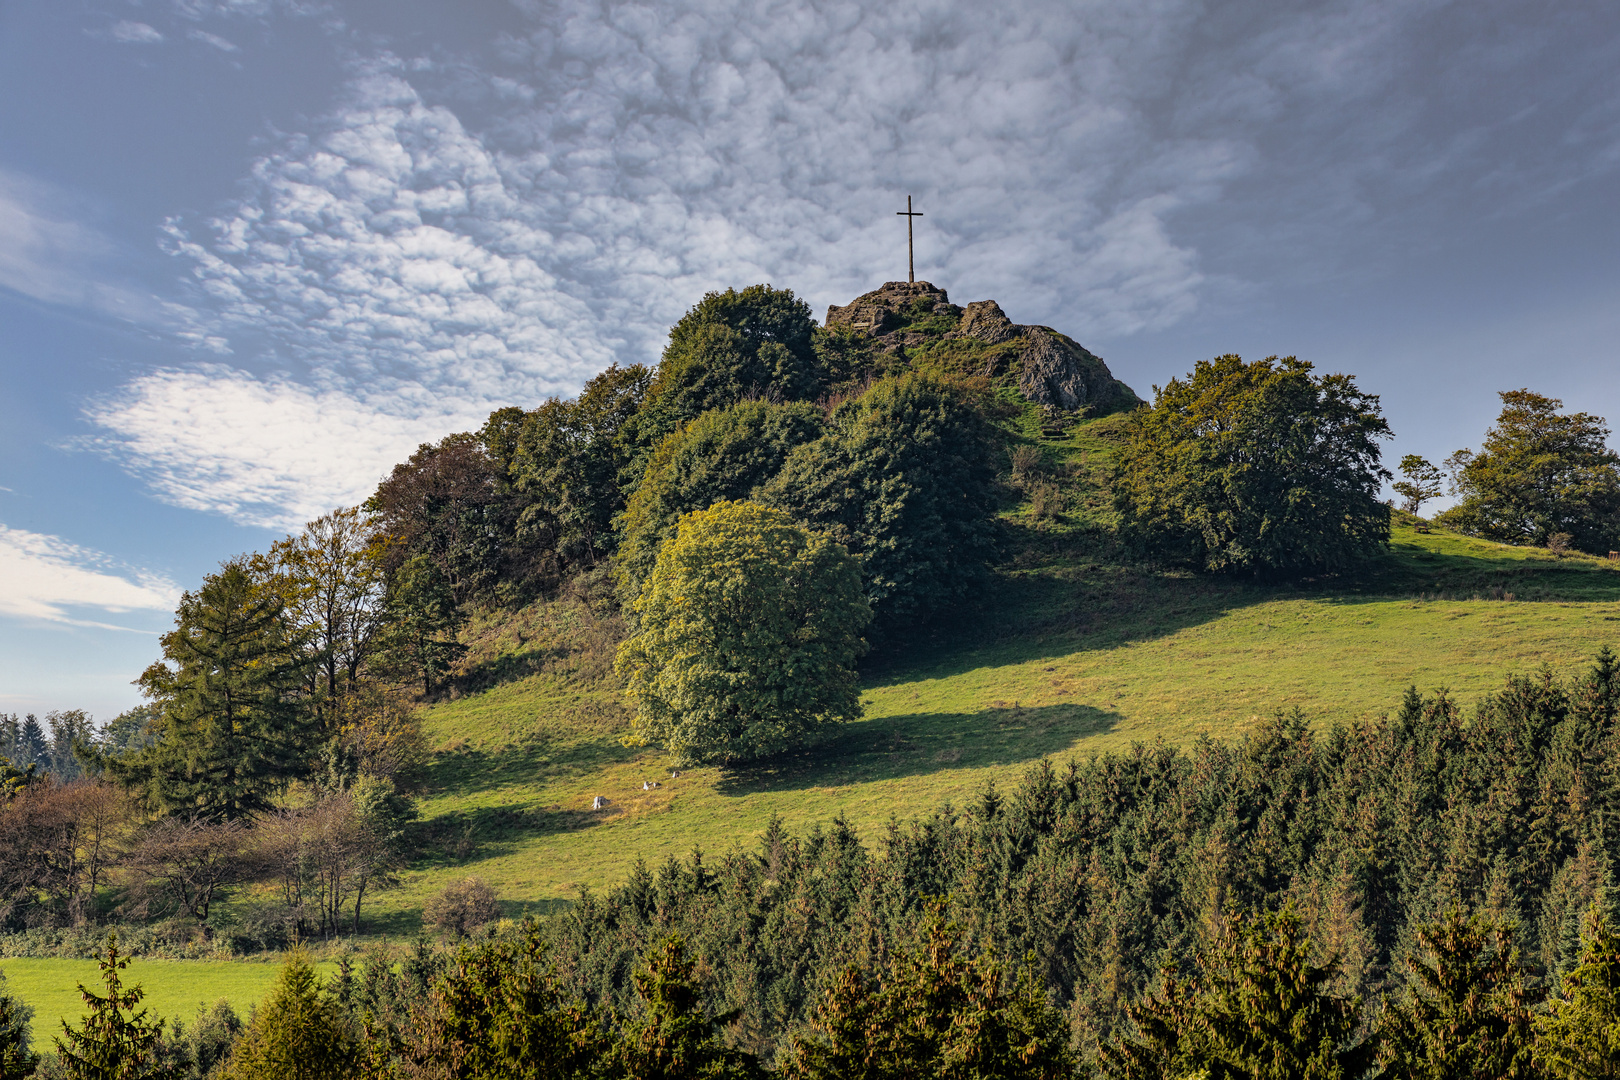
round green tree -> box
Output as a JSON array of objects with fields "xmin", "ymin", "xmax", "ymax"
[
  {"xmin": 615, "ymin": 501, "xmax": 870, "ymax": 766},
  {"xmin": 1114, "ymin": 354, "xmax": 1392, "ymax": 575},
  {"xmin": 1437, "ymin": 389, "xmax": 1620, "ymax": 553}
]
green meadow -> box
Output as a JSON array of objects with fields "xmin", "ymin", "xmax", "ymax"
[{"xmin": 1, "ymin": 956, "xmax": 336, "ymax": 1050}]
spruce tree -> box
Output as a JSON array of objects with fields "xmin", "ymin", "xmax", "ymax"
[
  {"xmin": 612, "ymin": 935, "xmax": 763, "ymax": 1080},
  {"xmin": 110, "ymin": 560, "xmax": 315, "ymax": 820},
  {"xmin": 1537, "ymin": 909, "xmax": 1620, "ymax": 1078},
  {"xmin": 219, "ymin": 951, "xmax": 356, "ymax": 1080},
  {"xmin": 1378, "ymin": 909, "xmax": 1539, "ymax": 1080},
  {"xmin": 54, "ymin": 932, "xmax": 165, "ymax": 1080}
]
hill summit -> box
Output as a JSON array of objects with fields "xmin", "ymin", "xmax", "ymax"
[{"xmin": 825, "ymin": 280, "xmax": 1142, "ymax": 415}]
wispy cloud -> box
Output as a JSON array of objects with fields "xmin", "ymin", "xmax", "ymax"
[
  {"xmin": 188, "ymin": 29, "xmax": 240, "ymax": 53},
  {"xmin": 0, "ymin": 171, "xmax": 162, "ymax": 320},
  {"xmin": 108, "ymin": 21, "xmax": 164, "ymax": 45},
  {"xmin": 0, "ymin": 526, "xmax": 178, "ymax": 629}
]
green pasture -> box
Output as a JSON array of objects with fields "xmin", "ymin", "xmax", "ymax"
[
  {"xmin": 1, "ymin": 956, "xmax": 333, "ymax": 1050},
  {"xmin": 364, "ymin": 506, "xmax": 1620, "ymax": 919}
]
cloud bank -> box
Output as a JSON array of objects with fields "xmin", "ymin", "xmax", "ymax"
[{"xmin": 0, "ymin": 526, "xmax": 178, "ymax": 629}]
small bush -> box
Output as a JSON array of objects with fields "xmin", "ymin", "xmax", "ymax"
[
  {"xmin": 1028, "ymin": 483, "xmax": 1064, "ymax": 521},
  {"xmin": 422, "ymin": 877, "xmax": 499, "ymax": 938},
  {"xmin": 1009, "ymin": 445, "xmax": 1045, "ymax": 484}
]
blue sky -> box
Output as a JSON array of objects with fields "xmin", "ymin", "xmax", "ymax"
[{"xmin": 2, "ymin": 0, "xmax": 1617, "ymax": 720}]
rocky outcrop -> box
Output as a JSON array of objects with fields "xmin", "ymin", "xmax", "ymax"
[
  {"xmin": 955, "ymin": 300, "xmax": 1019, "ymax": 344},
  {"xmin": 824, "ymin": 280, "xmax": 958, "ymax": 335},
  {"xmin": 823, "ymin": 281, "xmax": 1140, "ymax": 414}
]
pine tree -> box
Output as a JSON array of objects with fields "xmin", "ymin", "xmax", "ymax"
[
  {"xmin": 109, "ymin": 560, "xmax": 315, "ymax": 820},
  {"xmin": 1378, "ymin": 909, "xmax": 1539, "ymax": 1080},
  {"xmin": 54, "ymin": 932, "xmax": 166, "ymax": 1080},
  {"xmin": 408, "ymin": 922, "xmax": 606, "ymax": 1080},
  {"xmin": 613, "ymin": 936, "xmax": 763, "ymax": 1080},
  {"xmin": 785, "ymin": 910, "xmax": 1076, "ymax": 1080},
  {"xmin": 1198, "ymin": 909, "xmax": 1373, "ymax": 1080}
]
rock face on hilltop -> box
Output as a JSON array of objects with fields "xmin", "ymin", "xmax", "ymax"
[{"xmin": 824, "ymin": 281, "xmax": 1141, "ymax": 415}]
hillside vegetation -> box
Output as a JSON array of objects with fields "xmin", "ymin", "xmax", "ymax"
[{"xmin": 372, "ymin": 409, "xmax": 1620, "ymax": 923}]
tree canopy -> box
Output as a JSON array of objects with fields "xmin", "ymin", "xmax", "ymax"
[
  {"xmin": 1114, "ymin": 354, "xmax": 1392, "ymax": 575},
  {"xmin": 616, "ymin": 501, "xmax": 870, "ymax": 765},
  {"xmin": 761, "ymin": 372, "xmax": 1002, "ymax": 629},
  {"xmin": 616, "ymin": 400, "xmax": 825, "ymax": 602},
  {"xmin": 1438, "ymin": 389, "xmax": 1620, "ymax": 553},
  {"xmin": 622, "ymin": 285, "xmax": 823, "ymax": 470}
]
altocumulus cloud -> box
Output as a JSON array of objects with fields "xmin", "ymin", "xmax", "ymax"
[
  {"xmin": 96, "ymin": 0, "xmax": 1597, "ymax": 530},
  {"xmin": 0, "ymin": 526, "xmax": 178, "ymax": 629}
]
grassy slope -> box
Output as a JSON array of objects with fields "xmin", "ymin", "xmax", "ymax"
[{"xmin": 367, "ymin": 414, "xmax": 1620, "ymax": 923}]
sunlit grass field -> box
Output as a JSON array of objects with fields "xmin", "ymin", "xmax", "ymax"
[{"xmin": 1, "ymin": 956, "xmax": 333, "ymax": 1050}]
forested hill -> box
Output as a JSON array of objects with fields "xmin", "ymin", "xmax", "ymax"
[{"xmin": 13, "ymin": 278, "xmax": 1620, "ymax": 1076}]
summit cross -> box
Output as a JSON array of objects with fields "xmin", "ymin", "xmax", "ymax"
[{"xmin": 896, "ymin": 195, "xmax": 923, "ymax": 284}]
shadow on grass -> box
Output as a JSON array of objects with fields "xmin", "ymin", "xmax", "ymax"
[
  {"xmin": 715, "ymin": 702, "xmax": 1120, "ymax": 796},
  {"xmin": 864, "ymin": 525, "xmax": 1620, "ymax": 693}
]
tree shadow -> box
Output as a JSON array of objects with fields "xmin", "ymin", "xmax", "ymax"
[{"xmin": 715, "ymin": 702, "xmax": 1119, "ymax": 796}]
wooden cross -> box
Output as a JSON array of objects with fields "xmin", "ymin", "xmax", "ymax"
[{"xmin": 896, "ymin": 195, "xmax": 923, "ymax": 283}]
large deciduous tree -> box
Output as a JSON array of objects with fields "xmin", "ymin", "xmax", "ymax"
[
  {"xmin": 367, "ymin": 432, "xmax": 503, "ymax": 606},
  {"xmin": 1114, "ymin": 354, "xmax": 1392, "ymax": 576},
  {"xmin": 1438, "ymin": 389, "xmax": 1620, "ymax": 553},
  {"xmin": 622, "ymin": 285, "xmax": 822, "ymax": 475},
  {"xmin": 508, "ymin": 363, "xmax": 653, "ymax": 576},
  {"xmin": 616, "ymin": 501, "xmax": 870, "ymax": 766},
  {"xmin": 255, "ymin": 507, "xmax": 388, "ymax": 733},
  {"xmin": 761, "ymin": 372, "xmax": 1001, "ymax": 630},
  {"xmin": 109, "ymin": 560, "xmax": 316, "ymax": 820},
  {"xmin": 615, "ymin": 400, "xmax": 825, "ymax": 602}
]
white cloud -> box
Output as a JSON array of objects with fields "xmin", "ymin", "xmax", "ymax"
[
  {"xmin": 109, "ymin": 21, "xmax": 165, "ymax": 44},
  {"xmin": 188, "ymin": 29, "xmax": 241, "ymax": 53},
  {"xmin": 87, "ymin": 366, "xmax": 482, "ymax": 529},
  {"xmin": 0, "ymin": 526, "xmax": 178, "ymax": 629}
]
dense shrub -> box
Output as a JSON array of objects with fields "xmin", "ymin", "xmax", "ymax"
[
  {"xmin": 762, "ymin": 372, "xmax": 1002, "ymax": 629},
  {"xmin": 423, "ymin": 876, "xmax": 500, "ymax": 938}
]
